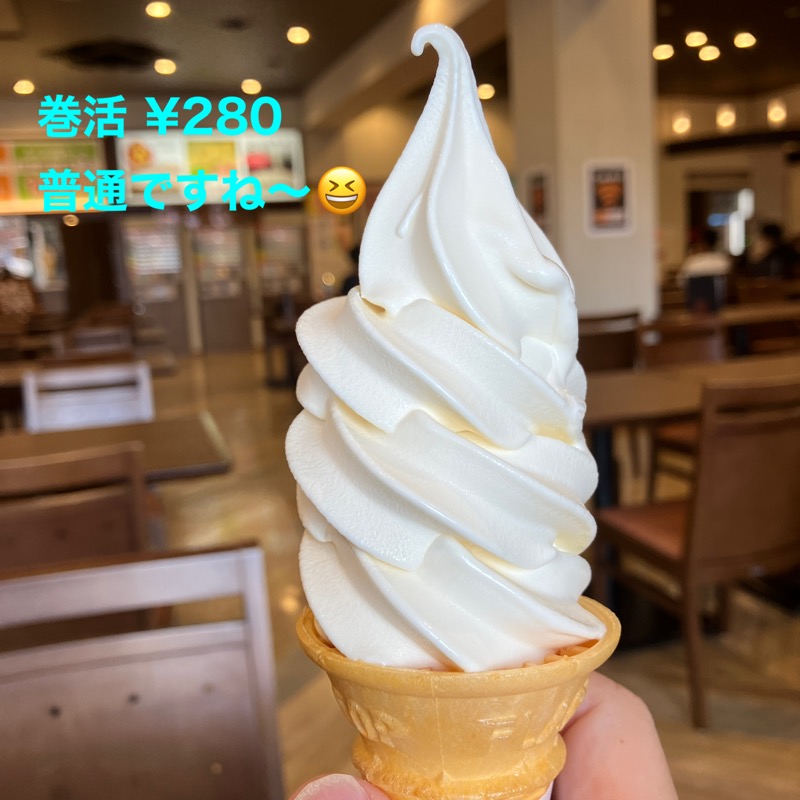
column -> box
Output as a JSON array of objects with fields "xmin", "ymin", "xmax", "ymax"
[{"xmin": 508, "ymin": 0, "xmax": 658, "ymax": 318}]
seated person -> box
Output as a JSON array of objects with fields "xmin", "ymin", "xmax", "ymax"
[
  {"xmin": 678, "ymin": 229, "xmax": 730, "ymax": 282},
  {"xmin": 745, "ymin": 222, "xmax": 798, "ymax": 280}
]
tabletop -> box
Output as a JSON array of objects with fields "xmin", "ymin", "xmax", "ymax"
[
  {"xmin": 662, "ymin": 352, "xmax": 800, "ymax": 385},
  {"xmin": 584, "ymin": 371, "xmax": 702, "ymax": 428},
  {"xmin": 0, "ymin": 349, "xmax": 177, "ymax": 387},
  {"xmin": 657, "ymin": 301, "xmax": 800, "ymax": 329},
  {"xmin": 0, "ymin": 411, "xmax": 231, "ymax": 482},
  {"xmin": 584, "ymin": 352, "xmax": 800, "ymax": 429}
]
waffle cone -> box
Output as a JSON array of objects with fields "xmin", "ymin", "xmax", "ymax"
[{"xmin": 297, "ymin": 597, "xmax": 620, "ymax": 800}]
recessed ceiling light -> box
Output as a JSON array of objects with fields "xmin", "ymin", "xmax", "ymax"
[
  {"xmin": 672, "ymin": 111, "xmax": 691, "ymax": 135},
  {"xmin": 685, "ymin": 31, "xmax": 708, "ymax": 47},
  {"xmin": 652, "ymin": 44, "xmax": 675, "ymax": 60},
  {"xmin": 241, "ymin": 78, "xmax": 262, "ymax": 95},
  {"xmin": 154, "ymin": 58, "xmax": 176, "ymax": 75},
  {"xmin": 699, "ymin": 45, "xmax": 720, "ymax": 61},
  {"xmin": 63, "ymin": 214, "xmax": 80, "ymax": 227},
  {"xmin": 477, "ymin": 83, "xmax": 495, "ymax": 101},
  {"xmin": 146, "ymin": 2, "xmax": 171, "ymax": 19},
  {"xmin": 767, "ymin": 98, "xmax": 787, "ymax": 127},
  {"xmin": 716, "ymin": 104, "xmax": 736, "ymax": 130},
  {"xmin": 287, "ymin": 26, "xmax": 310, "ymax": 45},
  {"xmin": 733, "ymin": 32, "xmax": 756, "ymax": 48},
  {"xmin": 13, "ymin": 79, "xmax": 35, "ymax": 95}
]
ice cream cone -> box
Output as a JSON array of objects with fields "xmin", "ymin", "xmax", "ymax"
[{"xmin": 297, "ymin": 597, "xmax": 620, "ymax": 800}]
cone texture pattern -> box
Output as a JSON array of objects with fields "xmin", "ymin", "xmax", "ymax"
[{"xmin": 297, "ymin": 597, "xmax": 620, "ymax": 800}]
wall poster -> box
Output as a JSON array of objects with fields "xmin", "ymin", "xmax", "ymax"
[{"xmin": 586, "ymin": 161, "xmax": 633, "ymax": 236}]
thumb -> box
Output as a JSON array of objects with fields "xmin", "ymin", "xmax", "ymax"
[{"xmin": 291, "ymin": 774, "xmax": 390, "ymax": 800}]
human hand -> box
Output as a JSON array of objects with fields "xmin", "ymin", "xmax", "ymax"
[
  {"xmin": 291, "ymin": 774, "xmax": 389, "ymax": 800},
  {"xmin": 554, "ymin": 672, "xmax": 678, "ymax": 800},
  {"xmin": 290, "ymin": 674, "xmax": 677, "ymax": 800}
]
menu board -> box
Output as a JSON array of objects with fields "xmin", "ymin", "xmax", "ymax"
[
  {"xmin": 0, "ymin": 140, "xmax": 105, "ymax": 214},
  {"xmin": 193, "ymin": 228, "xmax": 244, "ymax": 300},
  {"xmin": 121, "ymin": 217, "xmax": 183, "ymax": 303},
  {"xmin": 116, "ymin": 130, "xmax": 305, "ymax": 208}
]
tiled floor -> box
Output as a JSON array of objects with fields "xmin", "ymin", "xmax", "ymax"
[{"xmin": 155, "ymin": 352, "xmax": 800, "ymax": 799}]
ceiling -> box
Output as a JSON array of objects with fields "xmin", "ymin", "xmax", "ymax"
[
  {"xmin": 408, "ymin": 1, "xmax": 800, "ymax": 105},
  {"xmin": 1, "ymin": 1, "xmax": 798, "ymax": 104},
  {"xmin": 655, "ymin": 1, "xmax": 800, "ymax": 96},
  {"xmin": 0, "ymin": 0, "xmax": 407, "ymax": 97}
]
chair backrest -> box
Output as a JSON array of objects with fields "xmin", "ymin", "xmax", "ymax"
[
  {"xmin": 735, "ymin": 278, "xmax": 787, "ymax": 304},
  {"xmin": 25, "ymin": 312, "xmax": 67, "ymax": 335},
  {"xmin": 39, "ymin": 348, "xmax": 136, "ymax": 368},
  {"xmin": 0, "ymin": 315, "xmax": 24, "ymax": 361},
  {"xmin": 22, "ymin": 361, "xmax": 154, "ymax": 432},
  {"xmin": 687, "ymin": 379, "xmax": 800, "ymax": 580},
  {"xmin": 577, "ymin": 311, "xmax": 640, "ymax": 372},
  {"xmin": 637, "ymin": 320, "xmax": 727, "ymax": 367},
  {"xmin": 0, "ymin": 545, "xmax": 283, "ymax": 800},
  {"xmin": 0, "ymin": 443, "xmax": 148, "ymax": 571},
  {"xmin": 79, "ymin": 303, "xmax": 135, "ymax": 327}
]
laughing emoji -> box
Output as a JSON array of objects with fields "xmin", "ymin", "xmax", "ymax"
[{"xmin": 318, "ymin": 167, "xmax": 366, "ymax": 215}]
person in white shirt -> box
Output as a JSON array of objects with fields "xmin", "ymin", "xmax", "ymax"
[{"xmin": 678, "ymin": 229, "xmax": 731, "ymax": 281}]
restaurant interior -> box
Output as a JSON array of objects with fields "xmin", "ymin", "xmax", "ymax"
[{"xmin": 0, "ymin": 1, "xmax": 799, "ymax": 798}]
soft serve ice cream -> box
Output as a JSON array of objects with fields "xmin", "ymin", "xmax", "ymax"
[{"xmin": 286, "ymin": 23, "xmax": 605, "ymax": 672}]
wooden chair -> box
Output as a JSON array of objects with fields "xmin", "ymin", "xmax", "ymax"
[
  {"xmin": 25, "ymin": 312, "xmax": 67, "ymax": 335},
  {"xmin": 262, "ymin": 294, "xmax": 310, "ymax": 388},
  {"xmin": 0, "ymin": 443, "xmax": 148, "ymax": 572},
  {"xmin": 593, "ymin": 378, "xmax": 800, "ymax": 727},
  {"xmin": 0, "ymin": 315, "xmax": 24, "ymax": 362},
  {"xmin": 639, "ymin": 320, "xmax": 727, "ymax": 499},
  {"xmin": 637, "ymin": 319, "xmax": 727, "ymax": 368},
  {"xmin": 22, "ymin": 361, "xmax": 154, "ymax": 432},
  {"xmin": 578, "ymin": 311, "xmax": 640, "ymax": 373},
  {"xmin": 734, "ymin": 278, "xmax": 800, "ymax": 354},
  {"xmin": 0, "ymin": 544, "xmax": 283, "ymax": 800},
  {"xmin": 578, "ymin": 312, "xmax": 642, "ymax": 477},
  {"xmin": 0, "ymin": 317, "xmax": 24, "ymax": 429},
  {"xmin": 735, "ymin": 277, "xmax": 789, "ymax": 303}
]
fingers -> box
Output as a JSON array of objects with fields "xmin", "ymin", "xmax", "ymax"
[
  {"xmin": 555, "ymin": 673, "xmax": 678, "ymax": 800},
  {"xmin": 567, "ymin": 671, "xmax": 649, "ymax": 726},
  {"xmin": 291, "ymin": 774, "xmax": 391, "ymax": 800}
]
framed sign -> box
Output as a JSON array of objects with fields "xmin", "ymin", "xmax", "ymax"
[
  {"xmin": 586, "ymin": 161, "xmax": 633, "ymax": 236},
  {"xmin": 521, "ymin": 166, "xmax": 553, "ymax": 240}
]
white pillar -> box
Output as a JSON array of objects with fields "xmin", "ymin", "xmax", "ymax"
[{"xmin": 508, "ymin": 0, "xmax": 658, "ymax": 318}]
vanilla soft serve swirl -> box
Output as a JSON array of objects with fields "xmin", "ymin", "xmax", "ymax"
[{"xmin": 286, "ymin": 24, "xmax": 605, "ymax": 671}]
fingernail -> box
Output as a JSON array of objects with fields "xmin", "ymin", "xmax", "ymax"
[{"xmin": 294, "ymin": 774, "xmax": 370, "ymax": 800}]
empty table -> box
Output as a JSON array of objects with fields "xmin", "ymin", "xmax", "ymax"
[{"xmin": 0, "ymin": 411, "xmax": 231, "ymax": 483}]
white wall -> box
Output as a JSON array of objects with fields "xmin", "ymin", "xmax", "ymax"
[{"xmin": 510, "ymin": 0, "xmax": 658, "ymax": 318}]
